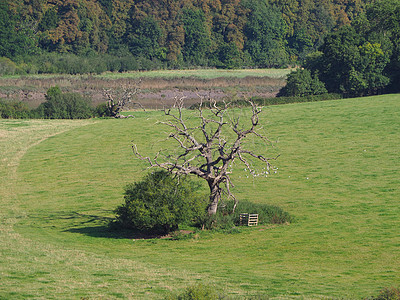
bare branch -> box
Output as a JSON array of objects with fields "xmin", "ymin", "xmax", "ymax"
[
  {"xmin": 103, "ymin": 83, "xmax": 144, "ymax": 117},
  {"xmin": 133, "ymin": 98, "xmax": 277, "ymax": 215}
]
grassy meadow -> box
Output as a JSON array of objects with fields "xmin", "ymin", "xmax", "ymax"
[
  {"xmin": 1, "ymin": 94, "xmax": 399, "ymax": 298},
  {"xmin": 1, "ymin": 68, "xmax": 291, "ymax": 80},
  {"xmin": 98, "ymin": 68, "xmax": 292, "ymax": 79}
]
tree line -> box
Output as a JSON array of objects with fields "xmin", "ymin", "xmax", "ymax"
[
  {"xmin": 1, "ymin": 0, "xmax": 368, "ymax": 73},
  {"xmin": 279, "ymin": 0, "xmax": 400, "ymax": 96}
]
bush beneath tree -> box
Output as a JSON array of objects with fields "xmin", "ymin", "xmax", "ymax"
[
  {"xmin": 203, "ymin": 200, "xmax": 294, "ymax": 230},
  {"xmin": 113, "ymin": 171, "xmax": 208, "ymax": 235},
  {"xmin": 112, "ymin": 170, "xmax": 293, "ymax": 235}
]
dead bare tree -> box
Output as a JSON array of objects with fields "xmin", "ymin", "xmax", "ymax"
[
  {"xmin": 133, "ymin": 98, "xmax": 278, "ymax": 215},
  {"xmin": 103, "ymin": 83, "xmax": 144, "ymax": 118}
]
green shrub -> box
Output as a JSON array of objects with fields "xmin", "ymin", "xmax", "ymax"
[
  {"xmin": 369, "ymin": 287, "xmax": 400, "ymax": 300},
  {"xmin": 94, "ymin": 102, "xmax": 114, "ymax": 117},
  {"xmin": 200, "ymin": 200, "xmax": 292, "ymax": 231},
  {"xmin": 1, "ymin": 88, "xmax": 94, "ymax": 120},
  {"xmin": 21, "ymin": 53, "xmax": 140, "ymax": 74},
  {"xmin": 201, "ymin": 211, "xmax": 236, "ymax": 231},
  {"xmin": 104, "ymin": 54, "xmax": 139, "ymax": 72},
  {"xmin": 166, "ymin": 283, "xmax": 220, "ymax": 300},
  {"xmin": 35, "ymin": 86, "xmax": 93, "ymax": 119},
  {"xmin": 0, "ymin": 100, "xmax": 31, "ymax": 119},
  {"xmin": 113, "ymin": 171, "xmax": 208, "ymax": 234},
  {"xmin": 225, "ymin": 200, "xmax": 293, "ymax": 225},
  {"xmin": 277, "ymin": 68, "xmax": 327, "ymax": 97},
  {"xmin": 0, "ymin": 57, "xmax": 18, "ymax": 75}
]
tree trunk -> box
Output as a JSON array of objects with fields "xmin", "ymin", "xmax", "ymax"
[{"xmin": 207, "ymin": 181, "xmax": 221, "ymax": 215}]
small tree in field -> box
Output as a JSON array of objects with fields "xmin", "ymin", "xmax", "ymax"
[{"xmin": 133, "ymin": 99, "xmax": 277, "ymax": 215}]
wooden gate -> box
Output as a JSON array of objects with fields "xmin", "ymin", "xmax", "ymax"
[{"xmin": 239, "ymin": 213, "xmax": 259, "ymax": 226}]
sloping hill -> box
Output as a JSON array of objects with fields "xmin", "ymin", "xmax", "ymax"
[{"xmin": 1, "ymin": 94, "xmax": 399, "ymax": 298}]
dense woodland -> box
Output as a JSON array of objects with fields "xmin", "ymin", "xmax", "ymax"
[
  {"xmin": 0, "ymin": 0, "xmax": 399, "ymax": 96},
  {"xmin": 1, "ymin": 0, "xmax": 369, "ymax": 69}
]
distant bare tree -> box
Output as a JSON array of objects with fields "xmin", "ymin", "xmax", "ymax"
[
  {"xmin": 103, "ymin": 83, "xmax": 144, "ymax": 118},
  {"xmin": 133, "ymin": 98, "xmax": 278, "ymax": 215}
]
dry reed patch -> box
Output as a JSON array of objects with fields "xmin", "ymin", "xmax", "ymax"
[{"xmin": 0, "ymin": 75, "xmax": 286, "ymax": 108}]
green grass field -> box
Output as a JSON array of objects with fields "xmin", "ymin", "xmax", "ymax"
[
  {"xmin": 1, "ymin": 94, "xmax": 399, "ymax": 299},
  {"xmin": 2, "ymin": 68, "xmax": 291, "ymax": 80},
  {"xmin": 98, "ymin": 68, "xmax": 292, "ymax": 79}
]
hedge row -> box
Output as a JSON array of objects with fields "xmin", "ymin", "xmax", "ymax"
[
  {"xmin": 0, "ymin": 87, "xmax": 115, "ymax": 119},
  {"xmin": 0, "ymin": 53, "xmax": 168, "ymax": 76}
]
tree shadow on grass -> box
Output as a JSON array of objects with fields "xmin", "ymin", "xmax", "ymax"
[
  {"xmin": 61, "ymin": 212, "xmax": 171, "ymax": 240},
  {"xmin": 28, "ymin": 211, "xmax": 131, "ymax": 239},
  {"xmin": 28, "ymin": 211, "xmax": 183, "ymax": 240},
  {"xmin": 67, "ymin": 225, "xmax": 172, "ymax": 240},
  {"xmin": 66, "ymin": 225, "xmax": 134, "ymax": 239}
]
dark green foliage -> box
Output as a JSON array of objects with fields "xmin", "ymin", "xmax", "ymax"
[
  {"xmin": 104, "ymin": 53, "xmax": 139, "ymax": 72},
  {"xmin": 0, "ymin": 0, "xmax": 370, "ymax": 72},
  {"xmin": 98, "ymin": 0, "xmax": 113, "ymax": 18},
  {"xmin": 366, "ymin": 0, "xmax": 400, "ymax": 93},
  {"xmin": 3, "ymin": 0, "xmax": 400, "ymax": 84},
  {"xmin": 278, "ymin": 68, "xmax": 327, "ymax": 97},
  {"xmin": 275, "ymin": 1, "xmax": 400, "ymax": 97},
  {"xmin": 38, "ymin": 7, "xmax": 59, "ymax": 32},
  {"xmin": 166, "ymin": 283, "xmax": 220, "ymax": 300},
  {"xmin": 303, "ymin": 51, "xmax": 324, "ymax": 72},
  {"xmin": 243, "ymin": 0, "xmax": 288, "ymax": 67},
  {"xmin": 215, "ymin": 43, "xmax": 241, "ymax": 69},
  {"xmin": 0, "ymin": 57, "xmax": 19, "ymax": 75},
  {"xmin": 125, "ymin": 16, "xmax": 163, "ymax": 60},
  {"xmin": 1, "ymin": 88, "xmax": 94, "ymax": 120},
  {"xmin": 315, "ymin": 26, "xmax": 362, "ymax": 93},
  {"xmin": 94, "ymin": 103, "xmax": 114, "ymax": 118},
  {"xmin": 0, "ymin": 100, "xmax": 31, "ymax": 119},
  {"xmin": 0, "ymin": 2, "xmax": 15, "ymax": 58},
  {"xmin": 113, "ymin": 171, "xmax": 207, "ymax": 234},
  {"xmin": 368, "ymin": 287, "xmax": 400, "ymax": 300},
  {"xmin": 316, "ymin": 26, "xmax": 390, "ymax": 96},
  {"xmin": 20, "ymin": 52, "xmax": 168, "ymax": 74},
  {"xmin": 181, "ymin": 8, "xmax": 211, "ymax": 65},
  {"xmin": 0, "ymin": 1, "xmax": 38, "ymax": 59},
  {"xmin": 35, "ymin": 86, "xmax": 93, "ymax": 119},
  {"xmin": 286, "ymin": 23, "xmax": 392, "ymax": 97},
  {"xmin": 288, "ymin": 29, "xmax": 314, "ymax": 60},
  {"xmin": 223, "ymin": 200, "xmax": 293, "ymax": 225},
  {"xmin": 201, "ymin": 200, "xmax": 293, "ymax": 230}
]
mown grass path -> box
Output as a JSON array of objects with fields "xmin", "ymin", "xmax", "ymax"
[
  {"xmin": 1, "ymin": 94, "xmax": 399, "ymax": 298},
  {"xmin": 0, "ymin": 120, "xmax": 206, "ymax": 299}
]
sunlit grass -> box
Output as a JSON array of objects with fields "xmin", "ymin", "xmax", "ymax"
[
  {"xmin": 99, "ymin": 68, "xmax": 292, "ymax": 79},
  {"xmin": 1, "ymin": 68, "xmax": 291, "ymax": 80},
  {"xmin": 1, "ymin": 94, "xmax": 399, "ymax": 298}
]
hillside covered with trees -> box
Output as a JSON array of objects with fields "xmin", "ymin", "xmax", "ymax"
[
  {"xmin": 1, "ymin": 0, "xmax": 368, "ymax": 72},
  {"xmin": 279, "ymin": 0, "xmax": 400, "ymax": 96}
]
